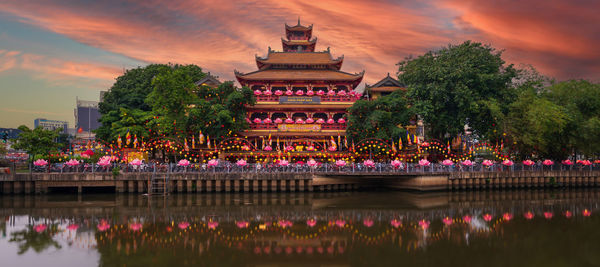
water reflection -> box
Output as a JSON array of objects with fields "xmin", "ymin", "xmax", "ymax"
[{"xmin": 1, "ymin": 190, "xmax": 600, "ymax": 266}]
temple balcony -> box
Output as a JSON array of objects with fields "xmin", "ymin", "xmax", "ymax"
[
  {"xmin": 248, "ymin": 123, "xmax": 347, "ymax": 131},
  {"xmin": 255, "ymin": 95, "xmax": 358, "ymax": 103}
]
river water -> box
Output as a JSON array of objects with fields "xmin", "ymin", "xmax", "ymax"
[{"xmin": 0, "ymin": 190, "xmax": 599, "ymax": 267}]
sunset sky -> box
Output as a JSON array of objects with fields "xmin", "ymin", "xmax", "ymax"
[{"xmin": 1, "ymin": 0, "xmax": 598, "ymax": 128}]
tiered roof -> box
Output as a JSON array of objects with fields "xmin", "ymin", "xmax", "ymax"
[
  {"xmin": 366, "ymin": 73, "xmax": 405, "ymax": 93},
  {"xmin": 235, "ymin": 21, "xmax": 364, "ymax": 88}
]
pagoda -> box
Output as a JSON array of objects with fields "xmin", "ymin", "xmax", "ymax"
[{"xmin": 234, "ymin": 19, "xmax": 364, "ymax": 156}]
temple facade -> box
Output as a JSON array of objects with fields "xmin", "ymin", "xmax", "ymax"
[{"xmin": 234, "ymin": 20, "xmax": 364, "ymax": 154}]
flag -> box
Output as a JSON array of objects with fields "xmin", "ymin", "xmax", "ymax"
[
  {"xmin": 414, "ymin": 134, "xmax": 419, "ymax": 145},
  {"xmin": 184, "ymin": 138, "xmax": 189, "ymax": 151},
  {"xmin": 344, "ymin": 136, "xmax": 348, "ymax": 148},
  {"xmin": 337, "ymin": 133, "xmax": 341, "ymax": 151},
  {"xmin": 398, "ymin": 138, "xmax": 402, "ymax": 150},
  {"xmin": 268, "ymin": 133, "xmax": 272, "ymax": 146},
  {"xmin": 133, "ymin": 134, "xmax": 138, "ymax": 148},
  {"xmin": 500, "ymin": 139, "xmax": 504, "ymax": 151},
  {"xmin": 391, "ymin": 139, "xmax": 397, "ymax": 152},
  {"xmin": 352, "ymin": 140, "xmax": 355, "ymax": 152},
  {"xmin": 207, "ymin": 135, "xmax": 211, "ymax": 149},
  {"xmin": 126, "ymin": 130, "xmax": 131, "ymax": 146},
  {"xmin": 276, "ymin": 137, "xmax": 280, "ymax": 151},
  {"xmin": 117, "ymin": 135, "xmax": 122, "ymax": 148},
  {"xmin": 447, "ymin": 140, "xmax": 450, "ymax": 152},
  {"xmin": 407, "ymin": 133, "xmax": 412, "ymax": 146},
  {"xmin": 199, "ymin": 131, "xmax": 205, "ymax": 145},
  {"xmin": 330, "ymin": 136, "xmax": 337, "ymax": 150},
  {"xmin": 192, "ymin": 135, "xmax": 195, "ymax": 149},
  {"xmin": 261, "ymin": 136, "xmax": 265, "ymax": 149}
]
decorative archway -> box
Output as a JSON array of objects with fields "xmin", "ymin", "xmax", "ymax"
[{"xmin": 353, "ymin": 138, "xmax": 396, "ymax": 160}]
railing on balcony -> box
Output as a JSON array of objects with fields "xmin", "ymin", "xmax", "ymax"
[
  {"xmin": 255, "ymin": 95, "xmax": 357, "ymax": 103},
  {"xmin": 249, "ymin": 123, "xmax": 346, "ymax": 130}
]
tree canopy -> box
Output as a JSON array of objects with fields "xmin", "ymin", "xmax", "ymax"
[
  {"xmin": 12, "ymin": 126, "xmax": 62, "ymax": 157},
  {"xmin": 398, "ymin": 41, "xmax": 518, "ymax": 141},
  {"xmin": 346, "ymin": 90, "xmax": 413, "ymax": 142}
]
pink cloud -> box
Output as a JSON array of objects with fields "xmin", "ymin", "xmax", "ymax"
[{"xmin": 0, "ymin": 0, "xmax": 598, "ymax": 84}]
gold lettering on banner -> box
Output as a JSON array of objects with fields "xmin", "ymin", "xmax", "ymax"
[
  {"xmin": 278, "ymin": 124, "xmax": 321, "ymax": 132},
  {"xmin": 279, "ymin": 96, "xmax": 321, "ymax": 104}
]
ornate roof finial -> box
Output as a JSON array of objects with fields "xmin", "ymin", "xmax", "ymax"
[{"xmin": 298, "ymin": 16, "xmax": 301, "ymax": 25}]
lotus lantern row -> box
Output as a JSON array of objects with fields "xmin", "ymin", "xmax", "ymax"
[{"xmin": 251, "ymin": 117, "xmax": 346, "ymax": 124}]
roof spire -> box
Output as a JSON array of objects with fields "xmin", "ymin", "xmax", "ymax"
[{"xmin": 298, "ymin": 16, "xmax": 301, "ymax": 25}]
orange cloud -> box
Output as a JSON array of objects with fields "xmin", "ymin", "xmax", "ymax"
[{"xmin": 0, "ymin": 0, "xmax": 598, "ymax": 84}]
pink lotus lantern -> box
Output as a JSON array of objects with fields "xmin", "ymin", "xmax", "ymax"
[
  {"xmin": 363, "ymin": 159, "xmax": 375, "ymax": 168},
  {"xmin": 307, "ymin": 90, "xmax": 314, "ymax": 96},
  {"xmin": 442, "ymin": 159, "xmax": 454, "ymax": 166},
  {"xmin": 97, "ymin": 220, "xmax": 110, "ymax": 232},
  {"xmin": 583, "ymin": 209, "xmax": 592, "ymax": 217},
  {"xmin": 263, "ymin": 146, "xmax": 272, "ymax": 151},
  {"xmin": 306, "ymin": 145, "xmax": 315, "ymax": 151},
  {"xmin": 524, "ymin": 211, "xmax": 534, "ymax": 220},
  {"xmin": 178, "ymin": 221, "xmax": 190, "ymax": 230},
  {"xmin": 337, "ymin": 118, "xmax": 346, "ymax": 123},
  {"xmin": 418, "ymin": 220, "xmax": 430, "ymax": 230},
  {"xmin": 307, "ymin": 159, "xmax": 317, "ymax": 167},
  {"xmin": 285, "ymin": 118, "xmax": 294, "ymax": 123},
  {"xmin": 66, "ymin": 159, "xmax": 80, "ymax": 167},
  {"xmin": 391, "ymin": 160, "xmax": 403, "ymax": 169},
  {"xmin": 462, "ymin": 160, "xmax": 473, "ymax": 166},
  {"xmin": 236, "ymin": 159, "xmax": 247, "ymax": 167},
  {"xmin": 285, "ymin": 145, "xmax": 294, "ymax": 151},
  {"xmin": 285, "ymin": 90, "xmax": 293, "ymax": 96},
  {"xmin": 307, "ymin": 218, "xmax": 317, "ymax": 227},
  {"xmin": 580, "ymin": 160, "xmax": 592, "ymax": 166},
  {"xmin": 34, "ymin": 159, "xmax": 48, "ymax": 167},
  {"xmin": 97, "ymin": 156, "xmax": 112, "ymax": 167},
  {"xmin": 349, "ymin": 91, "xmax": 356, "ymax": 96},
  {"xmin": 236, "ymin": 221, "xmax": 249, "ymax": 228},
  {"xmin": 67, "ymin": 224, "xmax": 79, "ymax": 231},
  {"xmin": 177, "ymin": 159, "xmax": 190, "ymax": 167},
  {"xmin": 263, "ymin": 118, "xmax": 272, "ymax": 123},
  {"xmin": 207, "ymin": 221, "xmax": 219, "ymax": 229},
  {"xmin": 543, "ymin": 159, "xmax": 554, "ymax": 166},
  {"xmin": 418, "ymin": 159, "xmax": 430, "ymax": 167},
  {"xmin": 482, "ymin": 160, "xmax": 493, "ymax": 167},
  {"xmin": 564, "ymin": 211, "xmax": 573, "ymax": 218},
  {"xmin": 328, "ymin": 146, "xmax": 337, "ymax": 151},
  {"xmin": 208, "ymin": 159, "xmax": 219, "ymax": 167},
  {"xmin": 129, "ymin": 222, "xmax": 142, "ymax": 231},
  {"xmin": 254, "ymin": 90, "xmax": 262, "ymax": 95},
  {"xmin": 295, "ymin": 118, "xmax": 305, "ymax": 124},
  {"xmin": 503, "ymin": 213, "xmax": 513, "ymax": 221},
  {"xmin": 278, "ymin": 220, "xmax": 293, "ymax": 228},
  {"xmin": 363, "ymin": 218, "xmax": 374, "ymax": 227},
  {"xmin": 335, "ymin": 219, "xmax": 346, "ymax": 227},
  {"xmin": 463, "ymin": 215, "xmax": 472, "ymax": 223},
  {"xmin": 544, "ymin": 212, "xmax": 553, "ymax": 219},
  {"xmin": 523, "ymin": 160, "xmax": 535, "ymax": 166},
  {"xmin": 337, "ymin": 90, "xmax": 347, "ymax": 96},
  {"xmin": 316, "ymin": 118, "xmax": 325, "ymax": 124},
  {"xmin": 562, "ymin": 159, "xmax": 573, "ymax": 165},
  {"xmin": 595, "ymin": 160, "xmax": 600, "ymax": 164},
  {"xmin": 327, "ymin": 118, "xmax": 335, "ymax": 124},
  {"xmin": 263, "ymin": 90, "xmax": 272, "ymax": 95},
  {"xmin": 316, "ymin": 90, "xmax": 325, "ymax": 96},
  {"xmin": 335, "ymin": 160, "xmax": 346, "ymax": 167},
  {"xmin": 306, "ymin": 118, "xmax": 314, "ymax": 123},
  {"xmin": 443, "ymin": 217, "xmax": 453, "ymax": 226},
  {"xmin": 33, "ymin": 224, "xmax": 47, "ymax": 233},
  {"xmin": 502, "ymin": 159, "xmax": 514, "ymax": 166},
  {"xmin": 130, "ymin": 159, "xmax": 142, "ymax": 166},
  {"xmin": 274, "ymin": 90, "xmax": 283, "ymax": 96},
  {"xmin": 483, "ymin": 214, "xmax": 492, "ymax": 222},
  {"xmin": 279, "ymin": 160, "xmax": 289, "ymax": 166},
  {"xmin": 246, "ymin": 118, "xmax": 251, "ymax": 123},
  {"xmin": 274, "ymin": 118, "xmax": 283, "ymax": 124},
  {"xmin": 253, "ymin": 118, "xmax": 262, "ymax": 124},
  {"xmin": 327, "ymin": 90, "xmax": 336, "ymax": 96},
  {"xmin": 295, "ymin": 90, "xmax": 304, "ymax": 95},
  {"xmin": 390, "ymin": 219, "xmax": 402, "ymax": 228}
]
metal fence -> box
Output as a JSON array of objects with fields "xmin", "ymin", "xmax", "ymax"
[{"xmin": 29, "ymin": 162, "xmax": 599, "ymax": 174}]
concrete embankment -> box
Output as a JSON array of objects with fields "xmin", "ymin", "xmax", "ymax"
[{"xmin": 0, "ymin": 170, "xmax": 599, "ymax": 194}]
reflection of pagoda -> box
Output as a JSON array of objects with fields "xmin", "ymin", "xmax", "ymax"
[{"xmin": 234, "ymin": 19, "xmax": 364, "ymax": 154}]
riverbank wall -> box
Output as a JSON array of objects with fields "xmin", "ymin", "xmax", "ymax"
[{"xmin": 0, "ymin": 170, "xmax": 599, "ymax": 194}]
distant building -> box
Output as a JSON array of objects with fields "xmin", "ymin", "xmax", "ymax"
[
  {"xmin": 364, "ymin": 73, "xmax": 406, "ymax": 100},
  {"xmin": 194, "ymin": 72, "xmax": 222, "ymax": 89},
  {"xmin": 0, "ymin": 128, "xmax": 22, "ymax": 140},
  {"xmin": 75, "ymin": 98, "xmax": 101, "ymax": 140},
  {"xmin": 34, "ymin": 118, "xmax": 68, "ymax": 134}
]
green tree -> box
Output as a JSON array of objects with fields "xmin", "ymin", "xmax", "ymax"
[
  {"xmin": 11, "ymin": 126, "xmax": 62, "ymax": 157},
  {"xmin": 96, "ymin": 64, "xmax": 205, "ymax": 142},
  {"xmin": 347, "ymin": 90, "xmax": 413, "ymax": 142},
  {"xmin": 398, "ymin": 41, "xmax": 518, "ymax": 141}
]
